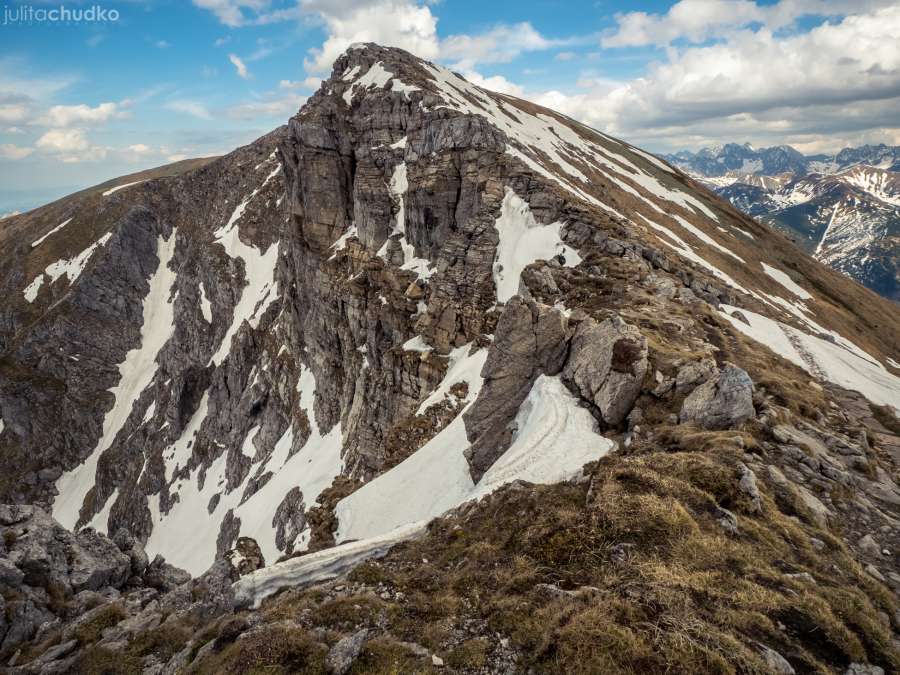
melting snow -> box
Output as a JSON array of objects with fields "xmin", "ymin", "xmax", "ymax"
[
  {"xmin": 228, "ymin": 374, "xmax": 617, "ymax": 606},
  {"xmin": 416, "ymin": 346, "xmax": 488, "ymax": 415},
  {"xmin": 142, "ymin": 402, "xmax": 156, "ymax": 425},
  {"xmin": 638, "ymin": 215, "xmax": 751, "ymax": 295},
  {"xmin": 761, "ymin": 263, "xmax": 813, "ymax": 300},
  {"xmin": 23, "ymin": 233, "xmax": 112, "ymax": 303},
  {"xmin": 88, "ymin": 488, "xmax": 118, "ymax": 532},
  {"xmin": 493, "ymin": 188, "xmax": 581, "ymax": 302},
  {"xmin": 721, "ymin": 306, "xmax": 900, "ymax": 412},
  {"xmin": 376, "ymin": 161, "xmax": 435, "ymax": 278},
  {"xmin": 421, "ymin": 61, "xmax": 717, "ymax": 226},
  {"xmin": 161, "ymin": 393, "xmax": 209, "ymax": 481},
  {"xmin": 210, "ymin": 169, "xmax": 282, "ymax": 366},
  {"xmin": 31, "ymin": 218, "xmax": 72, "ymax": 248},
  {"xmin": 198, "ymin": 280, "xmax": 213, "ymax": 323},
  {"xmin": 336, "ymin": 374, "xmax": 613, "ymax": 543},
  {"xmin": 330, "ymin": 225, "xmax": 359, "ymax": 258},
  {"xmin": 672, "ymin": 214, "xmax": 743, "ymax": 262},
  {"xmin": 403, "ymin": 335, "xmax": 433, "ymax": 353},
  {"xmin": 343, "ymin": 61, "xmax": 418, "ymax": 105},
  {"xmin": 234, "ymin": 521, "xmax": 426, "ymax": 608},
  {"xmin": 53, "ymin": 231, "xmax": 179, "ymax": 530},
  {"xmin": 102, "ymin": 180, "xmax": 146, "ymax": 197},
  {"xmin": 146, "ymin": 365, "xmax": 344, "ymax": 574}
]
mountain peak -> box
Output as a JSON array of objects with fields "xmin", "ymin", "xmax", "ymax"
[{"xmin": 2, "ymin": 42, "xmax": 900, "ymax": 675}]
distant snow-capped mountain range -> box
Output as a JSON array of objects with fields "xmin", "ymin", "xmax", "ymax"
[{"xmin": 664, "ymin": 143, "xmax": 899, "ymax": 301}]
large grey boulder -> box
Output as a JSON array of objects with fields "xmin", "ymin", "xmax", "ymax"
[
  {"xmin": 679, "ymin": 364, "xmax": 755, "ymax": 430},
  {"xmin": 69, "ymin": 528, "xmax": 131, "ymax": 592},
  {"xmin": 563, "ymin": 315, "xmax": 649, "ymax": 427}
]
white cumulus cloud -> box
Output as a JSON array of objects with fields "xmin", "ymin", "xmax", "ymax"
[
  {"xmin": 0, "ymin": 144, "xmax": 34, "ymax": 160},
  {"xmin": 229, "ymin": 53, "xmax": 251, "ymax": 79},
  {"xmin": 41, "ymin": 102, "xmax": 126, "ymax": 127},
  {"xmin": 302, "ymin": 0, "xmax": 439, "ymax": 74}
]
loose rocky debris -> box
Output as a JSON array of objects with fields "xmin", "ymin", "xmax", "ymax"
[{"xmin": 0, "ymin": 505, "xmax": 238, "ymax": 673}]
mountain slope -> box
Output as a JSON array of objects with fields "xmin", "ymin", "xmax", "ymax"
[
  {"xmin": 666, "ymin": 144, "xmax": 900, "ymax": 301},
  {"xmin": 2, "ymin": 44, "xmax": 900, "ymax": 673},
  {"xmin": 667, "ymin": 142, "xmax": 900, "ymax": 177}
]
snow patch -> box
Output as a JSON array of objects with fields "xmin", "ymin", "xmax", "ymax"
[
  {"xmin": 417, "ymin": 346, "xmax": 488, "ymax": 415},
  {"xmin": 761, "ymin": 263, "xmax": 813, "ymax": 300},
  {"xmin": 23, "ymin": 232, "xmax": 112, "ymax": 303},
  {"xmin": 343, "ymin": 62, "xmax": 418, "ymax": 105},
  {"xmin": 146, "ymin": 365, "xmax": 344, "ymax": 573},
  {"xmin": 161, "ymin": 393, "xmax": 209, "ymax": 481},
  {"xmin": 376, "ymin": 161, "xmax": 435, "ymax": 279},
  {"xmin": 198, "ymin": 280, "xmax": 213, "ymax": 323},
  {"xmin": 721, "ymin": 306, "xmax": 900, "ymax": 412},
  {"xmin": 672, "ymin": 215, "xmax": 743, "ymax": 262},
  {"xmin": 336, "ymin": 374, "xmax": 613, "ymax": 544},
  {"xmin": 234, "ymin": 520, "xmax": 426, "ymax": 608},
  {"xmin": 403, "ymin": 335, "xmax": 433, "ymax": 353},
  {"xmin": 53, "ymin": 232, "xmax": 179, "ymax": 529},
  {"xmin": 210, "ymin": 171, "xmax": 282, "ymax": 366},
  {"xmin": 493, "ymin": 188, "xmax": 581, "ymax": 302},
  {"xmin": 88, "ymin": 488, "xmax": 118, "ymax": 533},
  {"xmin": 638, "ymin": 215, "xmax": 751, "ymax": 295},
  {"xmin": 102, "ymin": 180, "xmax": 146, "ymax": 197},
  {"xmin": 31, "ymin": 218, "xmax": 72, "ymax": 248}
]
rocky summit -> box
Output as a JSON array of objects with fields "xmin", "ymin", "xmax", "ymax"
[{"xmin": 1, "ymin": 44, "xmax": 900, "ymax": 674}]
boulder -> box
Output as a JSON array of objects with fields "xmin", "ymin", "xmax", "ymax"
[
  {"xmin": 563, "ymin": 315, "xmax": 648, "ymax": 426},
  {"xmin": 845, "ymin": 665, "xmax": 885, "ymax": 675},
  {"xmin": 675, "ymin": 357, "xmax": 717, "ymax": 395},
  {"xmin": 680, "ymin": 364, "xmax": 754, "ymax": 429},
  {"xmin": 737, "ymin": 463, "xmax": 762, "ymax": 513},
  {"xmin": 142, "ymin": 555, "xmax": 191, "ymax": 593},
  {"xmin": 69, "ymin": 528, "xmax": 131, "ymax": 592},
  {"xmin": 326, "ymin": 629, "xmax": 369, "ymax": 675},
  {"xmin": 755, "ymin": 643, "xmax": 795, "ymax": 674},
  {"xmin": 225, "ymin": 537, "xmax": 266, "ymax": 577}
]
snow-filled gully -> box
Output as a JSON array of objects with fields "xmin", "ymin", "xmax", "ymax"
[
  {"xmin": 54, "ymin": 231, "xmax": 179, "ymax": 530},
  {"xmin": 234, "ymin": 374, "xmax": 616, "ymax": 607}
]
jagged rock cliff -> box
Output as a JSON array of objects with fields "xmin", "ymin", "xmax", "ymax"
[{"xmin": 2, "ymin": 44, "xmax": 900, "ymax": 673}]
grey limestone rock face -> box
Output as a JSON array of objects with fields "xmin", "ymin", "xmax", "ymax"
[
  {"xmin": 1, "ymin": 44, "xmax": 898, "ymax": 625},
  {"xmin": 463, "ymin": 297, "xmax": 571, "ymax": 481},
  {"xmin": 0, "ymin": 505, "xmax": 129, "ymax": 594}
]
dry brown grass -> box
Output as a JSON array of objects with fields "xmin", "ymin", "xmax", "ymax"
[{"xmin": 193, "ymin": 447, "xmax": 899, "ymax": 675}]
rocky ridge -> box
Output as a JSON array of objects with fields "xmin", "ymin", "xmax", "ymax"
[{"xmin": 0, "ymin": 44, "xmax": 899, "ymax": 672}]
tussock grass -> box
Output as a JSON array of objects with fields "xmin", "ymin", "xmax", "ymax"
[{"xmin": 233, "ymin": 449, "xmax": 899, "ymax": 674}]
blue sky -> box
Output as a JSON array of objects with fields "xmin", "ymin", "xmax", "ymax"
[{"xmin": 2, "ymin": 0, "xmax": 900, "ymax": 214}]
